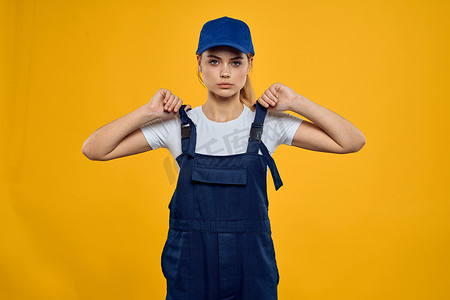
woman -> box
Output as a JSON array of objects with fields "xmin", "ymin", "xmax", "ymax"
[{"xmin": 82, "ymin": 16, "xmax": 365, "ymax": 300}]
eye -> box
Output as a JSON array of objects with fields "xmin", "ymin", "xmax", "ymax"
[
  {"xmin": 209, "ymin": 59, "xmax": 219, "ymax": 65},
  {"xmin": 232, "ymin": 61, "xmax": 242, "ymax": 66}
]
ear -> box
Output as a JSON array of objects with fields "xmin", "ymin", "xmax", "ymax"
[
  {"xmin": 247, "ymin": 56, "xmax": 253, "ymax": 73},
  {"xmin": 197, "ymin": 54, "xmax": 202, "ymax": 73}
]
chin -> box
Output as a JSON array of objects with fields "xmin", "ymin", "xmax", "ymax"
[{"xmin": 216, "ymin": 89, "xmax": 238, "ymax": 97}]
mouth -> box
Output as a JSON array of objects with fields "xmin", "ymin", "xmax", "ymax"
[{"xmin": 218, "ymin": 83, "xmax": 233, "ymax": 89}]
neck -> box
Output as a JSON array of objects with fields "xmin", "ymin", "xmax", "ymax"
[{"xmin": 202, "ymin": 91, "xmax": 244, "ymax": 123}]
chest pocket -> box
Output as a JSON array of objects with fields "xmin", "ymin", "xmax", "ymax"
[{"xmin": 191, "ymin": 165, "xmax": 248, "ymax": 185}]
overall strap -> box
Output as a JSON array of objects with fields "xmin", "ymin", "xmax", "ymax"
[
  {"xmin": 260, "ymin": 140, "xmax": 284, "ymax": 191},
  {"xmin": 178, "ymin": 105, "xmax": 196, "ymax": 157},
  {"xmin": 246, "ymin": 101, "xmax": 267, "ymax": 154},
  {"xmin": 246, "ymin": 102, "xmax": 284, "ymax": 191}
]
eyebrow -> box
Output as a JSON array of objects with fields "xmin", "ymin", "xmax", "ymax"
[{"xmin": 207, "ymin": 54, "xmax": 244, "ymax": 60}]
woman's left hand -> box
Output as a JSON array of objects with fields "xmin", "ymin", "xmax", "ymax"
[{"xmin": 257, "ymin": 82, "xmax": 300, "ymax": 112}]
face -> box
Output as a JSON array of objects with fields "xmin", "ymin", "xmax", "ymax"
[{"xmin": 197, "ymin": 46, "xmax": 253, "ymax": 98}]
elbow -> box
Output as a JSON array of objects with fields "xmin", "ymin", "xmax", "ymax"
[
  {"xmin": 357, "ymin": 135, "xmax": 366, "ymax": 151},
  {"xmin": 353, "ymin": 139, "xmax": 366, "ymax": 153},
  {"xmin": 81, "ymin": 143, "xmax": 106, "ymax": 161},
  {"xmin": 81, "ymin": 144, "xmax": 95, "ymax": 160},
  {"xmin": 348, "ymin": 136, "xmax": 366, "ymax": 153},
  {"xmin": 340, "ymin": 136, "xmax": 366, "ymax": 154}
]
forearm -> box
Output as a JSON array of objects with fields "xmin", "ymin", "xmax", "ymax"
[
  {"xmin": 290, "ymin": 94, "xmax": 366, "ymax": 151},
  {"xmin": 82, "ymin": 105, "xmax": 158, "ymax": 159}
]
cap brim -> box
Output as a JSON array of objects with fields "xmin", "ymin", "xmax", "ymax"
[{"xmin": 197, "ymin": 41, "xmax": 253, "ymax": 56}]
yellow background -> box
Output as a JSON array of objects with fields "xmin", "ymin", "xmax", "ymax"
[{"xmin": 1, "ymin": 0, "xmax": 449, "ymax": 299}]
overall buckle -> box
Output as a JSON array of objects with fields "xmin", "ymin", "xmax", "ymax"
[
  {"xmin": 181, "ymin": 123, "xmax": 191, "ymax": 139},
  {"xmin": 249, "ymin": 122, "xmax": 263, "ymax": 141}
]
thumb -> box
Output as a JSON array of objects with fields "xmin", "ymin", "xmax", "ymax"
[
  {"xmin": 276, "ymin": 82, "xmax": 284, "ymax": 91},
  {"xmin": 273, "ymin": 82, "xmax": 282, "ymax": 98},
  {"xmin": 160, "ymin": 89, "xmax": 171, "ymax": 104}
]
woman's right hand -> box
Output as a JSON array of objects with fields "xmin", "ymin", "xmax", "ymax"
[
  {"xmin": 145, "ymin": 88, "xmax": 191, "ymax": 120},
  {"xmin": 82, "ymin": 88, "xmax": 192, "ymax": 161}
]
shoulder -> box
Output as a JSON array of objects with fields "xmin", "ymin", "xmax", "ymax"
[
  {"xmin": 266, "ymin": 109, "xmax": 303, "ymax": 123},
  {"xmin": 184, "ymin": 105, "xmax": 203, "ymax": 124},
  {"xmin": 185, "ymin": 105, "xmax": 202, "ymax": 115},
  {"xmin": 266, "ymin": 109, "xmax": 287, "ymax": 120},
  {"xmin": 140, "ymin": 113, "xmax": 181, "ymax": 137},
  {"xmin": 265, "ymin": 109, "xmax": 299, "ymax": 125},
  {"xmin": 242, "ymin": 104, "xmax": 256, "ymax": 120}
]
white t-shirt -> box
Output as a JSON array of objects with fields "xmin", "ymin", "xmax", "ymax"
[{"xmin": 140, "ymin": 103, "xmax": 303, "ymax": 170}]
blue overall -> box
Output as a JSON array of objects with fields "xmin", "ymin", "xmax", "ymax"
[{"xmin": 161, "ymin": 102, "xmax": 284, "ymax": 300}]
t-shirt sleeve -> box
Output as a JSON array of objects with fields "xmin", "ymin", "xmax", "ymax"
[
  {"xmin": 279, "ymin": 112, "xmax": 304, "ymax": 145},
  {"xmin": 266, "ymin": 110, "xmax": 304, "ymax": 146},
  {"xmin": 139, "ymin": 116, "xmax": 180, "ymax": 150}
]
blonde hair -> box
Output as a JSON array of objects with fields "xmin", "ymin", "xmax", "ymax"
[{"xmin": 197, "ymin": 52, "xmax": 256, "ymax": 112}]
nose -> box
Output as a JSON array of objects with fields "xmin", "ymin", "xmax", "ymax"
[{"xmin": 221, "ymin": 65, "xmax": 230, "ymax": 78}]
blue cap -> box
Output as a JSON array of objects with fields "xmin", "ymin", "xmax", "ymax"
[{"xmin": 196, "ymin": 16, "xmax": 255, "ymax": 56}]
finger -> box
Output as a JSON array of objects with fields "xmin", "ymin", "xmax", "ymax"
[
  {"xmin": 164, "ymin": 95, "xmax": 176, "ymax": 111},
  {"xmin": 266, "ymin": 89, "xmax": 278, "ymax": 103},
  {"xmin": 184, "ymin": 105, "xmax": 192, "ymax": 111},
  {"xmin": 163, "ymin": 94, "xmax": 170, "ymax": 110},
  {"xmin": 168, "ymin": 96, "xmax": 179, "ymax": 112},
  {"xmin": 258, "ymin": 97, "xmax": 269, "ymax": 108},
  {"xmin": 173, "ymin": 99, "xmax": 182, "ymax": 112},
  {"xmin": 162, "ymin": 90, "xmax": 172, "ymax": 105},
  {"xmin": 270, "ymin": 84, "xmax": 280, "ymax": 98},
  {"xmin": 261, "ymin": 94, "xmax": 276, "ymax": 106},
  {"xmin": 168, "ymin": 97, "xmax": 178, "ymax": 112}
]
